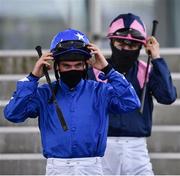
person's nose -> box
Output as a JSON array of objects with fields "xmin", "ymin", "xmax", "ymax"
[
  {"xmin": 122, "ymin": 45, "xmax": 131, "ymax": 50},
  {"xmin": 71, "ymin": 66, "xmax": 78, "ymax": 69}
]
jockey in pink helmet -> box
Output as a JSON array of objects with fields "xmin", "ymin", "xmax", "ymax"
[
  {"xmin": 100, "ymin": 13, "xmax": 176, "ymax": 176},
  {"xmin": 107, "ymin": 13, "xmax": 147, "ymax": 74}
]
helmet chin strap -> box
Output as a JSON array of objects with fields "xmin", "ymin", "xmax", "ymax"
[{"xmin": 54, "ymin": 61, "xmax": 60, "ymax": 81}]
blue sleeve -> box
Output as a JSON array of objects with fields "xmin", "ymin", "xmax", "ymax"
[
  {"xmin": 149, "ymin": 58, "xmax": 177, "ymax": 104},
  {"xmin": 3, "ymin": 75, "xmax": 40, "ymax": 123},
  {"xmin": 104, "ymin": 69, "xmax": 141, "ymax": 113}
]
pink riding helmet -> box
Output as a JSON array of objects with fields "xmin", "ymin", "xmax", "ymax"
[{"xmin": 107, "ymin": 13, "xmax": 147, "ymax": 44}]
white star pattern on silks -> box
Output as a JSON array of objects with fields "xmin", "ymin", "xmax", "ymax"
[
  {"xmin": 19, "ymin": 77, "xmax": 29, "ymax": 82},
  {"xmin": 75, "ymin": 33, "xmax": 84, "ymax": 41}
]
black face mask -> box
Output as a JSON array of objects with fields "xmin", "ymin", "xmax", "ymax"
[
  {"xmin": 110, "ymin": 43, "xmax": 140, "ymax": 74},
  {"xmin": 60, "ymin": 70, "xmax": 86, "ymax": 89}
]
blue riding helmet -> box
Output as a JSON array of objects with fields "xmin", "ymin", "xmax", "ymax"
[{"xmin": 50, "ymin": 29, "xmax": 91, "ymax": 60}]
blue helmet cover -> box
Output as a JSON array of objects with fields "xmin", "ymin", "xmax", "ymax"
[{"xmin": 50, "ymin": 29, "xmax": 91, "ymax": 59}]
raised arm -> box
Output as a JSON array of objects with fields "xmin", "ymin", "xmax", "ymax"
[
  {"xmin": 4, "ymin": 52, "xmax": 53, "ymax": 122},
  {"xmin": 87, "ymin": 43, "xmax": 141, "ymax": 113}
]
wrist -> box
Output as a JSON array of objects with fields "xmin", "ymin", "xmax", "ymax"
[
  {"xmin": 27, "ymin": 72, "xmax": 40, "ymax": 81},
  {"xmin": 101, "ymin": 64, "xmax": 113, "ymax": 75},
  {"xmin": 30, "ymin": 72, "xmax": 40, "ymax": 78},
  {"xmin": 31, "ymin": 70, "xmax": 42, "ymax": 78},
  {"xmin": 152, "ymin": 55, "xmax": 161, "ymax": 59}
]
